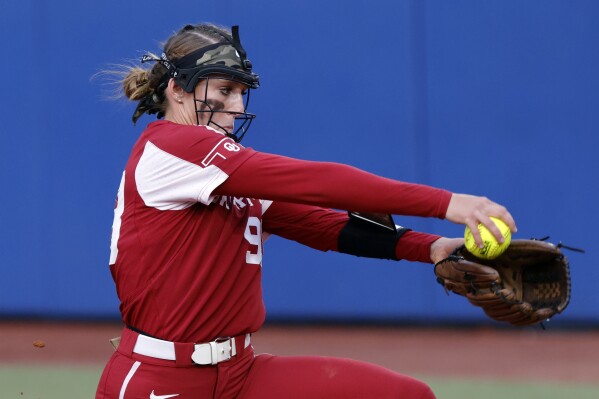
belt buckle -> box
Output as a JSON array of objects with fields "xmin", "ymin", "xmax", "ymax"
[
  {"xmin": 213, "ymin": 337, "xmax": 235, "ymax": 363},
  {"xmin": 191, "ymin": 337, "xmax": 235, "ymax": 365}
]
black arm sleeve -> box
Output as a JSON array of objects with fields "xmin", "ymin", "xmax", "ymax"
[{"xmin": 338, "ymin": 214, "xmax": 409, "ymax": 260}]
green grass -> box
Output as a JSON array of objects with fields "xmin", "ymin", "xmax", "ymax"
[
  {"xmin": 1, "ymin": 366, "xmax": 598, "ymax": 399},
  {"xmin": 0, "ymin": 365, "xmax": 102, "ymax": 399},
  {"xmin": 422, "ymin": 376, "xmax": 599, "ymax": 399}
]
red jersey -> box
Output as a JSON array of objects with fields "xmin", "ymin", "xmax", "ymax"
[
  {"xmin": 109, "ymin": 120, "xmax": 452, "ymax": 343},
  {"xmin": 110, "ymin": 121, "xmax": 270, "ymax": 342}
]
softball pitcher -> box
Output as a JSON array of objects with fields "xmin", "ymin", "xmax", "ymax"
[{"xmin": 96, "ymin": 23, "xmax": 516, "ymax": 399}]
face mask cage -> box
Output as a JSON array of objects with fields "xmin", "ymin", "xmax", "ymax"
[{"xmin": 194, "ymin": 76, "xmax": 256, "ymax": 143}]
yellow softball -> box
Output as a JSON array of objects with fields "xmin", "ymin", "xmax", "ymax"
[{"xmin": 464, "ymin": 217, "xmax": 512, "ymax": 259}]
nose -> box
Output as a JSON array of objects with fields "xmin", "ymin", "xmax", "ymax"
[{"xmin": 227, "ymin": 94, "xmax": 245, "ymax": 114}]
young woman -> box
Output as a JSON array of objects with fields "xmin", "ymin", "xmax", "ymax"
[{"xmin": 97, "ymin": 23, "xmax": 516, "ymax": 399}]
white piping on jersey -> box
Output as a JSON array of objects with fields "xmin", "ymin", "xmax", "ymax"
[
  {"xmin": 260, "ymin": 199, "xmax": 273, "ymax": 242},
  {"xmin": 119, "ymin": 361, "xmax": 141, "ymax": 399},
  {"xmin": 261, "ymin": 199, "xmax": 273, "ymax": 214},
  {"xmin": 109, "ymin": 171, "xmax": 126, "ymax": 265},
  {"xmin": 201, "ymin": 137, "xmax": 241, "ymax": 166},
  {"xmin": 136, "ymin": 141, "xmax": 229, "ymax": 210}
]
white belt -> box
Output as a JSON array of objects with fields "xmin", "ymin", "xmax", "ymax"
[{"xmin": 132, "ymin": 333, "xmax": 251, "ymax": 365}]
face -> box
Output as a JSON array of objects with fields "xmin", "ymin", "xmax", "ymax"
[{"xmin": 193, "ymin": 78, "xmax": 249, "ymax": 135}]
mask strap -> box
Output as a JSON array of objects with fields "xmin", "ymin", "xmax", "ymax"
[
  {"xmin": 231, "ymin": 26, "xmax": 252, "ymax": 70},
  {"xmin": 141, "ymin": 53, "xmax": 179, "ymax": 78}
]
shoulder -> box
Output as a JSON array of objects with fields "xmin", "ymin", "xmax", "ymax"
[
  {"xmin": 135, "ymin": 120, "xmax": 256, "ymax": 170},
  {"xmin": 145, "ymin": 120, "xmax": 223, "ymax": 141},
  {"xmin": 143, "ymin": 120, "xmax": 242, "ymax": 154}
]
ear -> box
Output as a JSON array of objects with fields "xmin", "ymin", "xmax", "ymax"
[{"xmin": 165, "ymin": 78, "xmax": 186, "ymax": 104}]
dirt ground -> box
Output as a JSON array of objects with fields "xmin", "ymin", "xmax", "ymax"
[{"xmin": 1, "ymin": 321, "xmax": 598, "ymax": 383}]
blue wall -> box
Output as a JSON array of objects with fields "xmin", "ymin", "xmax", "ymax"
[{"xmin": 1, "ymin": 0, "xmax": 597, "ymax": 325}]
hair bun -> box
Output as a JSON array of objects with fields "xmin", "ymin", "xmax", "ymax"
[{"xmin": 123, "ymin": 68, "xmax": 153, "ymax": 100}]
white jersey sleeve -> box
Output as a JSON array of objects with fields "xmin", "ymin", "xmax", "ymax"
[{"xmin": 135, "ymin": 141, "xmax": 229, "ymax": 210}]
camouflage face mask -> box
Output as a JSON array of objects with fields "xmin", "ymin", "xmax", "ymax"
[{"xmin": 164, "ymin": 25, "xmax": 259, "ymax": 93}]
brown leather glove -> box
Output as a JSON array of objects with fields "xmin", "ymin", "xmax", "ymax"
[{"xmin": 434, "ymin": 239, "xmax": 572, "ymax": 326}]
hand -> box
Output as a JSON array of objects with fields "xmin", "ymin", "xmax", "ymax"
[
  {"xmin": 445, "ymin": 193, "xmax": 517, "ymax": 248},
  {"xmin": 430, "ymin": 237, "xmax": 464, "ymax": 264}
]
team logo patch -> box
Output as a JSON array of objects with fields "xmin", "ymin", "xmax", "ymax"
[
  {"xmin": 224, "ymin": 142, "xmax": 240, "ymax": 152},
  {"xmin": 202, "ymin": 138, "xmax": 242, "ymax": 166}
]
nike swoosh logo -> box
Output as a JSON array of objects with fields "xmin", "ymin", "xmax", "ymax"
[{"xmin": 150, "ymin": 391, "xmax": 179, "ymax": 399}]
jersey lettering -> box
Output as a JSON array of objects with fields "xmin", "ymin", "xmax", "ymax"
[
  {"xmin": 244, "ymin": 216, "xmax": 262, "ymax": 265},
  {"xmin": 216, "ymin": 196, "xmax": 256, "ymax": 211}
]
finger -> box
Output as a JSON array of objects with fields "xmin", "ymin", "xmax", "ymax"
[
  {"xmin": 467, "ymin": 219, "xmax": 484, "ymax": 248},
  {"xmin": 487, "ymin": 202, "xmax": 517, "ymax": 233},
  {"xmin": 480, "ymin": 215, "xmax": 505, "ymax": 243},
  {"xmin": 497, "ymin": 209, "xmax": 517, "ymax": 233}
]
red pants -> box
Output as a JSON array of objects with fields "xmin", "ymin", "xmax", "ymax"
[{"xmin": 96, "ymin": 330, "xmax": 436, "ymax": 399}]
